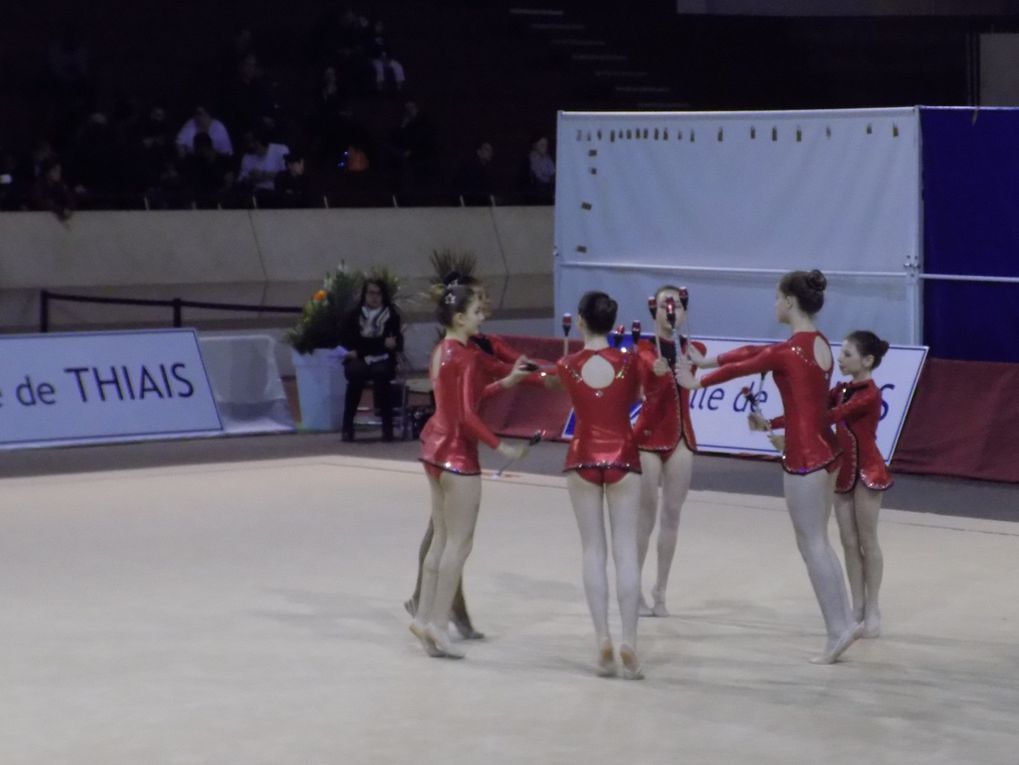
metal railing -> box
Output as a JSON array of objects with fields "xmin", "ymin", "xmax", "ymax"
[{"xmin": 39, "ymin": 290, "xmax": 302, "ymax": 333}]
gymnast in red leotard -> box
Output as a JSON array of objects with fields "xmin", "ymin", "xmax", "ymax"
[
  {"xmin": 632, "ymin": 285, "xmax": 707, "ymax": 618},
  {"xmin": 406, "ymin": 275, "xmax": 541, "ymax": 641},
  {"xmin": 677, "ymin": 270, "xmax": 861, "ymax": 665},
  {"xmin": 545, "ymin": 290, "xmax": 666, "ymax": 679},
  {"xmin": 409, "ymin": 284, "xmax": 530, "ymax": 660},
  {"xmin": 824, "ymin": 331, "xmax": 893, "ymax": 640}
]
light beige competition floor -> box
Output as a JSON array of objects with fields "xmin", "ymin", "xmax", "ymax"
[{"xmin": 1, "ymin": 456, "xmax": 1016, "ymax": 765}]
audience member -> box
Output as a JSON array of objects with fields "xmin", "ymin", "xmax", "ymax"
[
  {"xmin": 334, "ymin": 9, "xmax": 374, "ymax": 93},
  {"xmin": 369, "ymin": 21, "xmax": 406, "ymax": 92},
  {"xmin": 339, "ymin": 277, "xmax": 404, "ymax": 442},
  {"xmin": 31, "ymin": 158, "xmax": 76, "ymax": 221},
  {"xmin": 238, "ymin": 130, "xmax": 290, "ymax": 191},
  {"xmin": 0, "ymin": 151, "xmax": 25, "ymax": 211},
  {"xmin": 528, "ymin": 134, "xmax": 556, "ymax": 201},
  {"xmin": 28, "ymin": 139, "xmax": 59, "ymax": 180},
  {"xmin": 222, "ymin": 53, "xmax": 277, "ymax": 136},
  {"xmin": 133, "ymin": 104, "xmax": 176, "ymax": 191},
  {"xmin": 182, "ymin": 132, "xmax": 235, "ymax": 204},
  {"xmin": 390, "ymin": 100, "xmax": 437, "ymax": 189},
  {"xmin": 452, "ymin": 141, "xmax": 494, "ymax": 204},
  {"xmin": 69, "ymin": 111, "xmax": 122, "ymax": 194},
  {"xmin": 176, "ymin": 106, "xmax": 234, "ymax": 157},
  {"xmin": 274, "ymin": 151, "xmax": 310, "ymax": 206}
]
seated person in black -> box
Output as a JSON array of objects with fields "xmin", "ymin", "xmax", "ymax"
[{"xmin": 339, "ymin": 278, "xmax": 403, "ymax": 441}]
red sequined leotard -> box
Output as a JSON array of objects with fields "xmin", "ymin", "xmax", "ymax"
[
  {"xmin": 420, "ymin": 339, "xmax": 502, "ymax": 475},
  {"xmin": 827, "ymin": 379, "xmax": 893, "ymax": 494},
  {"xmin": 699, "ymin": 332, "xmax": 841, "ymax": 475},
  {"xmin": 557, "ymin": 347, "xmax": 647, "ymax": 477},
  {"xmin": 632, "ymin": 337, "xmax": 706, "ymax": 455}
]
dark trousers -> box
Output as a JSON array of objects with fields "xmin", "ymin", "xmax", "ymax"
[{"xmin": 343, "ymin": 357, "xmax": 396, "ymax": 437}]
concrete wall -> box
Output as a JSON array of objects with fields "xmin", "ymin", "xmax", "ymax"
[
  {"xmin": 0, "ymin": 207, "xmax": 554, "ymax": 332},
  {"xmin": 981, "ymin": 34, "xmax": 1019, "ymax": 106}
]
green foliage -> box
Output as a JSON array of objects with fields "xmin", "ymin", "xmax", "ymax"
[
  {"xmin": 285, "ymin": 265, "xmax": 362, "ymax": 355},
  {"xmin": 429, "ymin": 249, "xmax": 477, "ymax": 285}
]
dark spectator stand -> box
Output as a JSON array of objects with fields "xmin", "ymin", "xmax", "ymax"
[{"xmin": 482, "ymin": 335, "xmax": 1019, "ymax": 485}]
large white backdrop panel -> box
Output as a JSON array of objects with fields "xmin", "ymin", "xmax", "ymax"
[{"xmin": 554, "ymin": 108, "xmax": 921, "ymax": 344}]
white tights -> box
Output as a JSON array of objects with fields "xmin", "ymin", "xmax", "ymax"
[
  {"xmin": 637, "ymin": 444, "xmax": 693, "ymax": 609},
  {"xmin": 567, "ymin": 471, "xmax": 641, "ymax": 650},
  {"xmin": 416, "ymin": 472, "xmax": 481, "ymax": 641},
  {"xmin": 834, "ymin": 484, "xmax": 884, "ymax": 633},
  {"xmin": 783, "ymin": 470, "xmax": 854, "ymax": 644}
]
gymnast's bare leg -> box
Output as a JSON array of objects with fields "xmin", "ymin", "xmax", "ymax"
[
  {"xmin": 784, "ymin": 470, "xmax": 861, "ymax": 663},
  {"xmin": 406, "ymin": 519, "xmax": 482, "ymax": 639},
  {"xmin": 834, "ymin": 484, "xmax": 884, "ymax": 638},
  {"xmin": 637, "ymin": 443, "xmax": 693, "ymax": 617},
  {"xmin": 568, "ymin": 471, "xmax": 643, "ymax": 679},
  {"xmin": 411, "ymin": 472, "xmax": 481, "ymax": 658}
]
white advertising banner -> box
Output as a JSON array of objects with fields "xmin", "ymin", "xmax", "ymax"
[
  {"xmin": 685, "ymin": 337, "xmax": 927, "ymax": 461},
  {"xmin": 554, "ymin": 108, "xmax": 922, "ymax": 345},
  {"xmin": 561, "ymin": 336, "xmax": 927, "ymax": 463},
  {"xmin": 0, "ymin": 330, "xmax": 223, "ymax": 449}
]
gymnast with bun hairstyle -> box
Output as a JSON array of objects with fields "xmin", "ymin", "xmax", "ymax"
[
  {"xmin": 409, "ymin": 283, "xmax": 531, "ymax": 659},
  {"xmin": 821, "ymin": 330, "xmax": 892, "ymax": 639},
  {"xmin": 678, "ymin": 270, "xmax": 862, "ymax": 664},
  {"xmin": 545, "ymin": 290, "xmax": 668, "ymax": 679},
  {"xmin": 405, "ymin": 272, "xmax": 540, "ymax": 641}
]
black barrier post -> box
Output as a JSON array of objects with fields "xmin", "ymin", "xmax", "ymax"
[
  {"xmin": 172, "ymin": 298, "xmax": 183, "ymax": 328},
  {"xmin": 40, "ymin": 290, "xmax": 49, "ymax": 333}
]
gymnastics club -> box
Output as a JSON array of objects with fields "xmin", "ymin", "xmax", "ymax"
[
  {"xmin": 665, "ymin": 296, "xmax": 680, "ymax": 350},
  {"xmin": 631, "ymin": 320, "xmax": 641, "ymax": 349},
  {"xmin": 741, "ymin": 385, "xmax": 776, "ymax": 438},
  {"xmin": 494, "ymin": 431, "xmax": 545, "ymax": 478},
  {"xmin": 561, "ymin": 313, "xmax": 572, "ymax": 358},
  {"xmin": 678, "ymin": 286, "xmax": 690, "ymax": 344},
  {"xmin": 613, "ymin": 324, "xmax": 626, "ymax": 348},
  {"xmin": 647, "ymin": 296, "xmax": 662, "ymax": 357}
]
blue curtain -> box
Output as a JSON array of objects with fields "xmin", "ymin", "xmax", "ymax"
[{"xmin": 920, "ymin": 107, "xmax": 1019, "ymax": 362}]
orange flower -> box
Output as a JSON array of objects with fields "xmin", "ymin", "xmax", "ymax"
[{"xmin": 313, "ymin": 290, "xmax": 328, "ymax": 302}]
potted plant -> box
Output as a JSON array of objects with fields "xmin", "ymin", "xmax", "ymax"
[
  {"xmin": 285, "ymin": 264, "xmax": 361, "ymax": 430},
  {"xmin": 285, "ymin": 264, "xmax": 403, "ymax": 431}
]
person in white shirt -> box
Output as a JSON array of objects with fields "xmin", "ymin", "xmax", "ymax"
[
  {"xmin": 238, "ymin": 131, "xmax": 290, "ymax": 191},
  {"xmin": 176, "ymin": 106, "xmax": 233, "ymax": 157}
]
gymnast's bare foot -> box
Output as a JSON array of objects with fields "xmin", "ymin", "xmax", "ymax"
[
  {"xmin": 810, "ymin": 622, "xmax": 864, "ymax": 665},
  {"xmin": 638, "ymin": 595, "xmax": 653, "ymax": 618},
  {"xmin": 862, "ymin": 608, "xmax": 881, "ymax": 639},
  {"xmin": 596, "ymin": 639, "xmax": 617, "ymax": 678},
  {"xmin": 452, "ymin": 619, "xmax": 485, "ymax": 641},
  {"xmin": 651, "ymin": 587, "xmax": 670, "ymax": 617},
  {"xmin": 409, "ymin": 620, "xmax": 443, "ymax": 657},
  {"xmin": 619, "ymin": 644, "xmax": 644, "ymax": 680},
  {"xmin": 425, "ymin": 623, "xmax": 465, "ymax": 659}
]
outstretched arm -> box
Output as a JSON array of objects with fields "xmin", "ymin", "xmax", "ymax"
[{"xmin": 677, "ymin": 343, "xmax": 780, "ymax": 390}]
